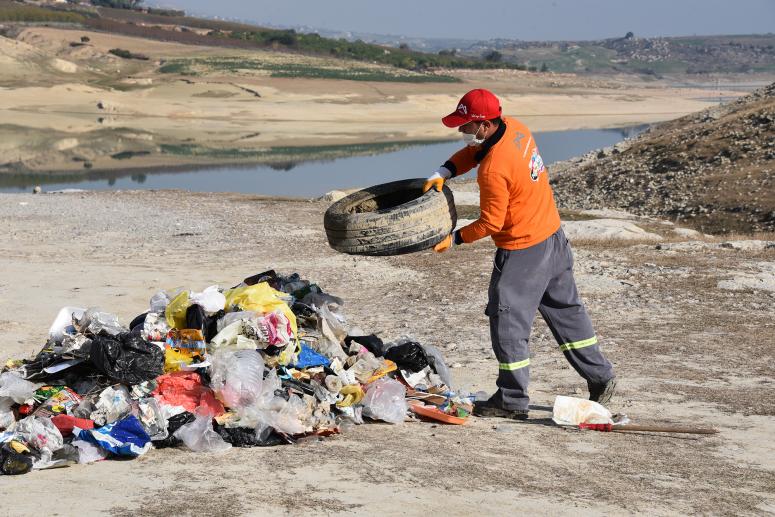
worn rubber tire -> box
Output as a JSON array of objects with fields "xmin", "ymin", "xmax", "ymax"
[{"xmin": 324, "ymin": 178, "xmax": 457, "ymax": 256}]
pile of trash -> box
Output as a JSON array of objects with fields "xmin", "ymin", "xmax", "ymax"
[{"xmin": 0, "ymin": 270, "xmax": 471, "ymax": 475}]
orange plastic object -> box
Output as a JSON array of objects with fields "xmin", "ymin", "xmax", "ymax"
[
  {"xmin": 410, "ymin": 404, "xmax": 468, "ymax": 425},
  {"xmin": 365, "ymin": 360, "xmax": 397, "ymax": 384}
]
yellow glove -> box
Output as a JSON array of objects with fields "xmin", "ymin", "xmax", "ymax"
[
  {"xmin": 434, "ymin": 234, "xmax": 453, "ymax": 253},
  {"xmin": 422, "ymin": 167, "xmax": 452, "ymax": 193}
]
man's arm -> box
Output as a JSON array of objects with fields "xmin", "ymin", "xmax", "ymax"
[
  {"xmin": 443, "ymin": 145, "xmax": 479, "ymax": 178},
  {"xmin": 458, "ymin": 170, "xmax": 510, "ymax": 244}
]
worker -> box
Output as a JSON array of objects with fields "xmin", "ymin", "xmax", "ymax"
[{"xmin": 424, "ymin": 89, "xmax": 617, "ymax": 419}]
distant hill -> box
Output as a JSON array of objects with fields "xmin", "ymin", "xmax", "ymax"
[
  {"xmin": 301, "ymin": 28, "xmax": 775, "ymax": 77},
  {"xmin": 466, "ymin": 33, "xmax": 775, "ymax": 76},
  {"xmin": 551, "ymin": 83, "xmax": 775, "ymax": 234},
  {"xmin": 0, "ymin": 1, "xmax": 530, "ymax": 76}
]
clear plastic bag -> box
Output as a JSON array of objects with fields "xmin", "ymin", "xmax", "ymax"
[
  {"xmin": 0, "ymin": 372, "xmax": 40, "ymax": 404},
  {"xmin": 137, "ymin": 397, "xmax": 169, "ymax": 440},
  {"xmin": 10, "ymin": 415, "xmax": 64, "ymax": 468},
  {"xmin": 90, "ymin": 385, "xmax": 132, "ymax": 426},
  {"xmin": 421, "ymin": 343, "xmax": 453, "ymax": 388},
  {"xmin": 0, "ymin": 398, "xmax": 15, "ymax": 429},
  {"xmin": 361, "ymin": 378, "xmax": 407, "ymax": 424},
  {"xmin": 209, "ymin": 349, "xmax": 264, "ymax": 410},
  {"xmin": 73, "ymin": 307, "xmax": 126, "ymax": 336},
  {"xmin": 173, "ymin": 413, "xmax": 232, "ymax": 453},
  {"xmin": 149, "ymin": 290, "xmax": 171, "ymax": 314}
]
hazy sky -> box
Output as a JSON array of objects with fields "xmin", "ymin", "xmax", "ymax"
[{"xmin": 162, "ymin": 0, "xmax": 775, "ymax": 41}]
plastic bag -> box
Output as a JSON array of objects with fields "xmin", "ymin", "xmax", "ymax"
[
  {"xmin": 149, "ymin": 290, "xmax": 171, "ymax": 314},
  {"xmin": 74, "ymin": 308, "xmax": 126, "ymax": 336},
  {"xmin": 0, "ymin": 441, "xmax": 34, "ymax": 474},
  {"xmin": 77, "ymin": 415, "xmax": 152, "ymax": 457},
  {"xmin": 164, "ymin": 329, "xmax": 207, "ymax": 372},
  {"xmin": 223, "ymin": 283, "xmax": 297, "ymax": 338},
  {"xmin": 293, "ymin": 344, "xmax": 331, "ymax": 369},
  {"xmin": 151, "ymin": 411, "xmax": 195, "ymax": 449},
  {"xmin": 209, "ymin": 349, "xmax": 264, "ymax": 410},
  {"xmin": 421, "ymin": 343, "xmax": 453, "ymax": 388},
  {"xmin": 0, "ymin": 398, "xmax": 15, "ymax": 430},
  {"xmin": 552, "ymin": 396, "xmax": 613, "ymax": 426},
  {"xmin": 137, "ymin": 397, "xmax": 168, "ymax": 440},
  {"xmin": 89, "ymin": 333, "xmax": 165, "ymax": 384},
  {"xmin": 384, "ymin": 342, "xmax": 428, "ymax": 372},
  {"xmin": 48, "ymin": 306, "xmax": 86, "ymax": 343},
  {"xmin": 10, "ymin": 415, "xmax": 64, "ymax": 468},
  {"xmin": 72, "ymin": 439, "xmax": 108, "ymax": 464},
  {"xmin": 165, "ymin": 291, "xmax": 191, "ymax": 330},
  {"xmin": 173, "ymin": 413, "xmax": 232, "ymax": 453},
  {"xmin": 0, "ymin": 372, "xmax": 40, "ymax": 404},
  {"xmin": 152, "ymin": 372, "xmax": 225, "ymax": 416},
  {"xmin": 90, "ymin": 385, "xmax": 132, "ymax": 426},
  {"xmin": 311, "ymin": 306, "xmax": 348, "ymax": 361},
  {"xmin": 142, "ymin": 312, "xmax": 170, "ymax": 342},
  {"xmin": 361, "ymin": 378, "xmax": 407, "ymax": 424},
  {"xmin": 190, "ymin": 285, "xmax": 226, "ymax": 314}
]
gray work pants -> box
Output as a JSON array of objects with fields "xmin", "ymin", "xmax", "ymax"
[{"xmin": 486, "ymin": 228, "xmax": 614, "ymax": 411}]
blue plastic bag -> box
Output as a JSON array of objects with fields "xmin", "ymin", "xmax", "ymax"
[
  {"xmin": 293, "ymin": 343, "xmax": 330, "ymax": 369},
  {"xmin": 77, "ymin": 415, "xmax": 152, "ymax": 457}
]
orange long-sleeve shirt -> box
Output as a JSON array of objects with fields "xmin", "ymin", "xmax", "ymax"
[{"xmin": 443, "ymin": 116, "xmax": 561, "ymax": 250}]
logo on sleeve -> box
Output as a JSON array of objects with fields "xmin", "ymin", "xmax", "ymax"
[{"xmin": 529, "ymin": 148, "xmax": 546, "ymax": 181}]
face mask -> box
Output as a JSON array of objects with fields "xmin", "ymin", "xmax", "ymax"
[{"xmin": 462, "ymin": 123, "xmax": 485, "ymax": 147}]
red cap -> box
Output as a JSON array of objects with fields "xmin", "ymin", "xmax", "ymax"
[{"xmin": 442, "ymin": 89, "xmax": 502, "ymax": 128}]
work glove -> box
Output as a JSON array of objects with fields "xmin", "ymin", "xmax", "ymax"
[
  {"xmin": 433, "ymin": 231, "xmax": 461, "ymax": 253},
  {"xmin": 422, "ymin": 166, "xmax": 452, "ymax": 193}
]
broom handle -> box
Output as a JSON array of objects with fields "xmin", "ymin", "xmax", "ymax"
[{"xmin": 579, "ymin": 423, "xmax": 718, "ymax": 434}]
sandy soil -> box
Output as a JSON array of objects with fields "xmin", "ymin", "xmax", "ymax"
[
  {"xmin": 0, "ymin": 27, "xmax": 742, "ymax": 174},
  {"xmin": 0, "ymin": 187, "xmax": 773, "ymax": 515}
]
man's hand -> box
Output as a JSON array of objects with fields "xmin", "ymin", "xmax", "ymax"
[
  {"xmin": 434, "ymin": 231, "xmax": 461, "ymax": 253},
  {"xmin": 422, "ymin": 167, "xmax": 452, "ymax": 193}
]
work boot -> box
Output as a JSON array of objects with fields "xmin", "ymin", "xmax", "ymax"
[
  {"xmin": 473, "ymin": 399, "xmax": 528, "ymax": 420},
  {"xmin": 588, "ymin": 377, "xmax": 617, "ymax": 406}
]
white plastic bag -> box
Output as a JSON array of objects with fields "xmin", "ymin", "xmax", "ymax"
[
  {"xmin": 173, "ymin": 413, "xmax": 231, "ymax": 453},
  {"xmin": 190, "ymin": 285, "xmax": 226, "ymax": 314},
  {"xmin": 47, "ymin": 306, "xmax": 86, "ymax": 343},
  {"xmin": 72, "ymin": 439, "xmax": 109, "ymax": 464},
  {"xmin": 361, "ymin": 378, "xmax": 407, "ymax": 424},
  {"xmin": 210, "ymin": 349, "xmax": 264, "ymax": 410},
  {"xmin": 552, "ymin": 395, "xmax": 613, "ymax": 426},
  {"xmin": 0, "ymin": 372, "xmax": 40, "ymax": 404}
]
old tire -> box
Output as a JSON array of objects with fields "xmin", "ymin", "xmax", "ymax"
[{"xmin": 324, "ymin": 178, "xmax": 457, "ymax": 256}]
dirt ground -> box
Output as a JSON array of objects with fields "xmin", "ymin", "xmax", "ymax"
[{"xmin": 0, "ymin": 187, "xmax": 773, "ymax": 515}]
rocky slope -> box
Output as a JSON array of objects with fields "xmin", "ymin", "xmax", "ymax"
[{"xmin": 551, "ymin": 82, "xmax": 775, "ymax": 234}]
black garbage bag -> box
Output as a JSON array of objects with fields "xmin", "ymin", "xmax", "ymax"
[
  {"xmin": 152, "ymin": 412, "xmax": 196, "ymax": 449},
  {"xmin": 344, "ymin": 334, "xmax": 385, "ymax": 357},
  {"xmin": 185, "ymin": 304, "xmax": 206, "ymax": 333},
  {"xmin": 384, "ymin": 342, "xmax": 429, "ymax": 372},
  {"xmin": 129, "ymin": 312, "xmax": 148, "ymax": 334},
  {"xmin": 0, "ymin": 444, "xmax": 33, "ymax": 475},
  {"xmin": 88, "ymin": 332, "xmax": 164, "ymax": 385},
  {"xmin": 214, "ymin": 424, "xmax": 292, "ymax": 447}
]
